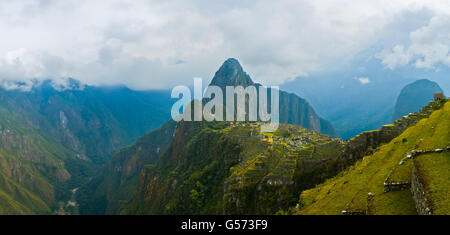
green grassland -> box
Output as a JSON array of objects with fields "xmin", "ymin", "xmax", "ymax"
[
  {"xmin": 415, "ymin": 152, "xmax": 449, "ymax": 215},
  {"xmin": 0, "ymin": 106, "xmax": 94, "ymax": 214},
  {"xmin": 296, "ymin": 100, "xmax": 449, "ymax": 215}
]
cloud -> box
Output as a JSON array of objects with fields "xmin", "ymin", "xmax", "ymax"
[
  {"xmin": 0, "ymin": 48, "xmax": 69, "ymax": 79},
  {"xmin": 1, "ymin": 0, "xmax": 450, "ymax": 90},
  {"xmin": 377, "ymin": 15, "xmax": 450, "ymax": 70},
  {"xmin": 357, "ymin": 77, "xmax": 371, "ymax": 85}
]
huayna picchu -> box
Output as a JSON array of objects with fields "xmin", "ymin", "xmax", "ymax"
[{"xmin": 78, "ymin": 58, "xmax": 339, "ymax": 214}]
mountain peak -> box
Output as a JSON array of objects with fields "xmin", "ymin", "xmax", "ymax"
[
  {"xmin": 392, "ymin": 79, "xmax": 443, "ymax": 121},
  {"xmin": 223, "ymin": 58, "xmax": 242, "ymax": 68},
  {"xmin": 209, "ymin": 58, "xmax": 254, "ymax": 88}
]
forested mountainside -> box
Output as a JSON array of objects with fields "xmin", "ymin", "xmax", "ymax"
[
  {"xmin": 0, "ymin": 100, "xmax": 92, "ymax": 214},
  {"xmin": 0, "ymin": 79, "xmax": 172, "ymax": 214},
  {"xmin": 295, "ymin": 99, "xmax": 449, "ymax": 215},
  {"xmin": 0, "ymin": 79, "xmax": 172, "ymax": 163},
  {"xmin": 392, "ymin": 79, "xmax": 443, "ymax": 121},
  {"xmin": 124, "ymin": 121, "xmax": 341, "ymax": 214},
  {"xmin": 76, "ymin": 121, "xmax": 177, "ymax": 214}
]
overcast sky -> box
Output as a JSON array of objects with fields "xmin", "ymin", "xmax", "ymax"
[{"xmin": 0, "ymin": 0, "xmax": 449, "ymax": 90}]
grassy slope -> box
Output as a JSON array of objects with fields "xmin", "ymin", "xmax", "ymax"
[
  {"xmin": 0, "ymin": 171, "xmax": 50, "ymax": 214},
  {"xmin": 0, "ymin": 105, "xmax": 92, "ymax": 214},
  {"xmin": 297, "ymin": 100, "xmax": 449, "ymax": 215},
  {"xmin": 415, "ymin": 153, "xmax": 449, "ymax": 215}
]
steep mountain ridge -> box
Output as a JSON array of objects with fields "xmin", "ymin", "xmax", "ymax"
[{"xmin": 209, "ymin": 58, "xmax": 338, "ymax": 137}]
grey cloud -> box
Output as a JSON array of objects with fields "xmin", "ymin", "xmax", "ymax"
[
  {"xmin": 377, "ymin": 14, "xmax": 450, "ymax": 70},
  {"xmin": 0, "ymin": 0, "xmax": 450, "ymax": 90}
]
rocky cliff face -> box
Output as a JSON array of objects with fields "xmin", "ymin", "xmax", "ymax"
[
  {"xmin": 209, "ymin": 58, "xmax": 338, "ymax": 137},
  {"xmin": 210, "ymin": 58, "xmax": 254, "ymax": 88},
  {"xmin": 278, "ymin": 90, "xmax": 337, "ymax": 137},
  {"xmin": 76, "ymin": 121, "xmax": 177, "ymax": 214}
]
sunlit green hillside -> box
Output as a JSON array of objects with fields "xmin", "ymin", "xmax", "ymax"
[{"xmin": 296, "ymin": 99, "xmax": 449, "ymax": 215}]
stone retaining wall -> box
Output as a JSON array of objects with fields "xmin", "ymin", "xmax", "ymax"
[
  {"xmin": 342, "ymin": 210, "xmax": 366, "ymax": 215},
  {"xmin": 383, "ymin": 182, "xmax": 411, "ymax": 193},
  {"xmin": 338, "ymin": 101, "xmax": 442, "ymax": 166},
  {"xmin": 411, "ymin": 161, "xmax": 432, "ymax": 215}
]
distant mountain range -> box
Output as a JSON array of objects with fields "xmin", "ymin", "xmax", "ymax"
[
  {"xmin": 280, "ymin": 48, "xmax": 450, "ymax": 140},
  {"xmin": 0, "ymin": 79, "xmax": 172, "ymax": 213},
  {"xmin": 0, "ymin": 79, "xmax": 173, "ymax": 163}
]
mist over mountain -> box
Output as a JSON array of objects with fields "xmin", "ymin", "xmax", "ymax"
[
  {"xmin": 392, "ymin": 79, "xmax": 444, "ymax": 121},
  {"xmin": 0, "ymin": 80, "xmax": 173, "ymax": 163}
]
